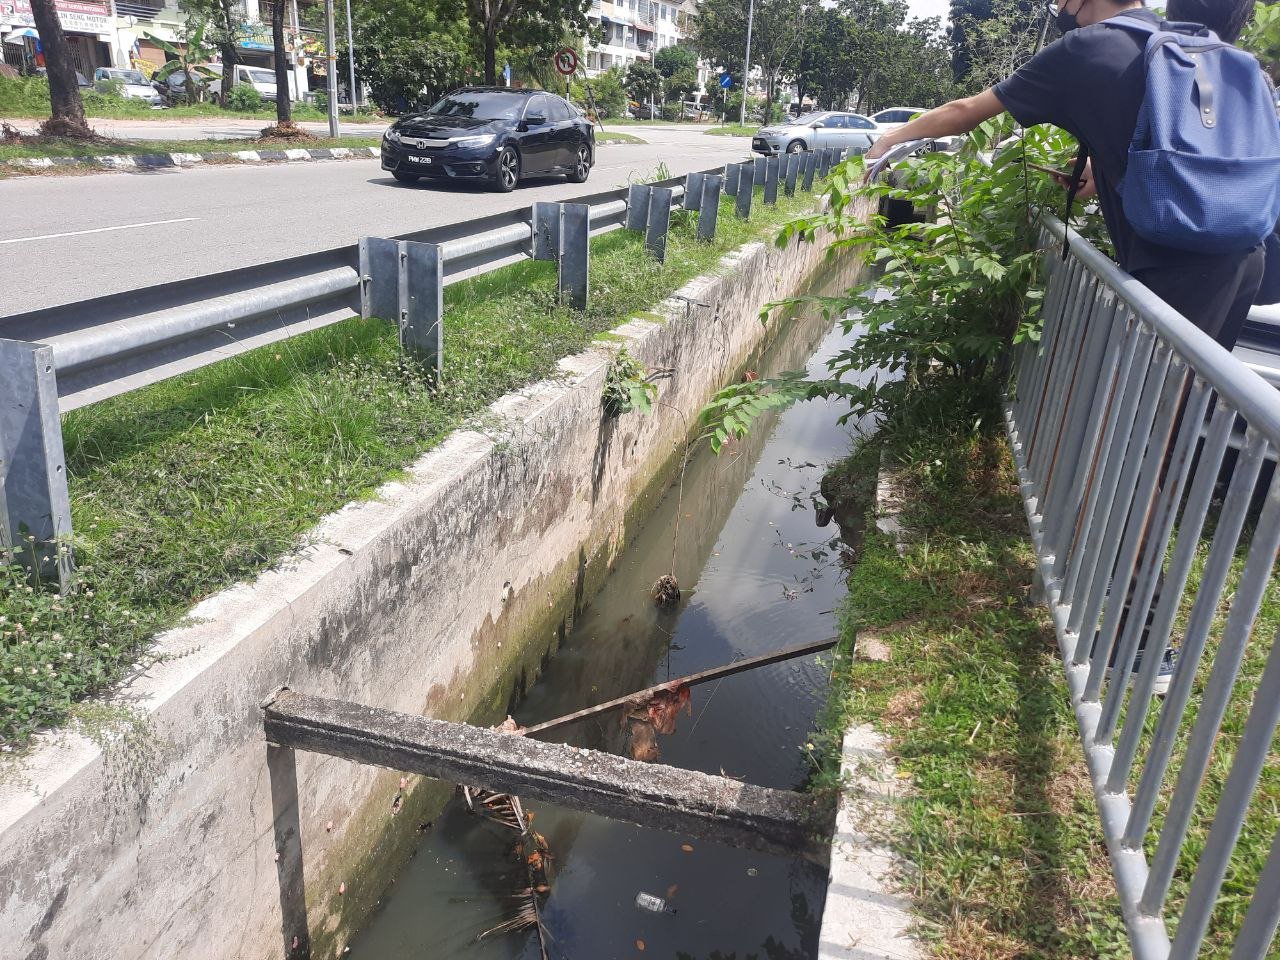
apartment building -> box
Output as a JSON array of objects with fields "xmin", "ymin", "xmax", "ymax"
[{"xmin": 584, "ymin": 0, "xmax": 697, "ymax": 76}]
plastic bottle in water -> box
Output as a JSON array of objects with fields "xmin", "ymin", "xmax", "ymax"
[{"xmin": 634, "ymin": 892, "xmax": 668, "ymax": 913}]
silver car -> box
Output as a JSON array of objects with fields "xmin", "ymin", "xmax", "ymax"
[
  {"xmin": 751, "ymin": 111, "xmax": 881, "ymax": 156},
  {"xmin": 94, "ymin": 68, "xmax": 164, "ymax": 106}
]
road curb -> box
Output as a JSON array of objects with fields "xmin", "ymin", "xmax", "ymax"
[{"xmin": 5, "ymin": 144, "xmax": 381, "ymax": 173}]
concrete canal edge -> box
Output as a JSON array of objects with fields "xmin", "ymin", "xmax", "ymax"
[
  {"xmin": 0, "ymin": 198, "xmax": 872, "ymax": 960},
  {"xmin": 816, "ymin": 455, "xmax": 924, "ymax": 960}
]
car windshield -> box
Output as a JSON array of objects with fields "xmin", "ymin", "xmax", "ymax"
[
  {"xmin": 108, "ymin": 70, "xmax": 148, "ymax": 84},
  {"xmin": 424, "ymin": 91, "xmax": 524, "ymax": 121},
  {"xmin": 248, "ymin": 69, "xmax": 276, "ymax": 84}
]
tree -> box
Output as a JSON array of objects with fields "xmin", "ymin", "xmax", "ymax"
[
  {"xmin": 146, "ymin": 23, "xmax": 219, "ymax": 104},
  {"xmin": 694, "ymin": 0, "xmax": 806, "ymax": 116},
  {"xmin": 653, "ymin": 44, "xmax": 698, "ymax": 78},
  {"xmin": 626, "ymin": 60, "xmax": 663, "ymax": 103},
  {"xmin": 948, "ymin": 0, "xmax": 1040, "ymax": 90},
  {"xmin": 270, "ymin": 0, "xmax": 292, "ymax": 125},
  {"xmin": 465, "ymin": 0, "xmax": 593, "ymax": 85},
  {"xmin": 348, "ymin": 0, "xmax": 471, "ymax": 112},
  {"xmin": 664, "ymin": 66, "xmax": 699, "ymax": 103},
  {"xmin": 572, "ymin": 65, "xmax": 629, "ymax": 117},
  {"xmin": 179, "ymin": 0, "xmax": 245, "ymax": 103},
  {"xmin": 28, "ymin": 0, "xmax": 89, "ymax": 136},
  {"xmin": 794, "ymin": 4, "xmax": 856, "ymax": 108}
]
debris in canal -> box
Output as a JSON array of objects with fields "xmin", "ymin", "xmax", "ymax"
[{"xmin": 651, "ymin": 573, "xmax": 681, "ymax": 606}]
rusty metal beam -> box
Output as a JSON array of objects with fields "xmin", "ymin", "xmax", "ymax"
[{"xmin": 262, "ymin": 689, "xmax": 830, "ymax": 857}]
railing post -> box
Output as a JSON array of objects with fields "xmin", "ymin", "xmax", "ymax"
[
  {"xmin": 724, "ymin": 163, "xmax": 741, "ymax": 197},
  {"xmin": 802, "ymin": 150, "xmax": 817, "ymax": 191},
  {"xmin": 558, "ymin": 203, "xmax": 589, "ymax": 309},
  {"xmin": 362, "ymin": 236, "xmax": 442, "ymax": 376},
  {"xmin": 531, "ymin": 201, "xmax": 560, "ymax": 262},
  {"xmin": 753, "ymin": 155, "xmax": 766, "ymax": 187},
  {"xmin": 783, "ymin": 153, "xmax": 799, "ymax": 197},
  {"xmin": 399, "ymin": 241, "xmax": 443, "ymax": 376},
  {"xmin": 697, "ymin": 174, "xmax": 722, "ymax": 243},
  {"xmin": 683, "ymin": 171, "xmax": 706, "ymax": 211},
  {"xmin": 734, "ymin": 162, "xmax": 753, "ymax": 219},
  {"xmin": 764, "ymin": 155, "xmax": 780, "ymax": 204},
  {"xmin": 645, "ymin": 186, "xmax": 674, "ymax": 261},
  {"xmin": 0, "ymin": 337, "xmax": 73, "ymax": 591},
  {"xmin": 626, "ymin": 183, "xmax": 653, "ymax": 231}
]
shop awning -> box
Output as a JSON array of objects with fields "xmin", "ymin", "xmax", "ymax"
[{"xmin": 4, "ymin": 27, "xmax": 38, "ymax": 45}]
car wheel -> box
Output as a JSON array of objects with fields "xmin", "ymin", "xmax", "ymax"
[
  {"xmin": 392, "ymin": 170, "xmax": 420, "ymax": 184},
  {"xmin": 786, "ymin": 139, "xmax": 806, "ymax": 154},
  {"xmin": 567, "ymin": 143, "xmax": 591, "ymax": 183},
  {"xmin": 494, "ymin": 147, "xmax": 520, "ymax": 192}
]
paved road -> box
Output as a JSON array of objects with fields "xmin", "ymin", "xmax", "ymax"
[{"xmin": 0, "ymin": 128, "xmax": 751, "ymax": 316}]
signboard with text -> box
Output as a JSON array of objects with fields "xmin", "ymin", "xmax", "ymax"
[{"xmin": 0, "ymin": 0, "xmax": 113, "ymax": 35}]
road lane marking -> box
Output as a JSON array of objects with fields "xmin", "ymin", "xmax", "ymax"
[{"xmin": 0, "ymin": 217, "xmax": 200, "ymax": 245}]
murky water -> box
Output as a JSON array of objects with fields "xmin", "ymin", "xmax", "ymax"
[{"xmin": 350, "ymin": 301, "xmax": 880, "ymax": 959}]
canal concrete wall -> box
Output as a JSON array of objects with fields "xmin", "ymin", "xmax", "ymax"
[{"xmin": 0, "ymin": 202, "xmax": 870, "ymax": 960}]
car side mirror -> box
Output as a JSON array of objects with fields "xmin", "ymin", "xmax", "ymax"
[
  {"xmin": 812, "ymin": 121, "xmax": 825, "ymax": 128},
  {"xmin": 525, "ymin": 114, "xmax": 546, "ymax": 126}
]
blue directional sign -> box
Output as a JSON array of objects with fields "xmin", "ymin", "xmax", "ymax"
[{"xmin": 718, "ymin": 73, "xmax": 733, "ymax": 89}]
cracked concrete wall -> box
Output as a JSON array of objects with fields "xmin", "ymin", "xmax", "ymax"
[{"xmin": 0, "ymin": 205, "xmax": 869, "ymax": 960}]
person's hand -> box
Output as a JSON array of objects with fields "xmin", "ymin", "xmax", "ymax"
[
  {"xmin": 1052, "ymin": 159, "xmax": 1096, "ymax": 199},
  {"xmin": 862, "ymin": 136, "xmax": 893, "ymax": 182}
]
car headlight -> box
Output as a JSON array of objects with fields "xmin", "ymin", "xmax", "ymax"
[
  {"xmin": 384, "ymin": 128, "xmax": 401, "ymax": 144},
  {"xmin": 451, "ymin": 134, "xmax": 496, "ymax": 148}
]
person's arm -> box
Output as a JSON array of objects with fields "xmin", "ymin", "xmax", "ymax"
[{"xmin": 865, "ymin": 89, "xmax": 1007, "ymax": 161}]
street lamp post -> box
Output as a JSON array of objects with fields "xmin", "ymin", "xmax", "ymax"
[
  {"xmin": 738, "ymin": 0, "xmax": 754, "ymax": 127},
  {"xmin": 344, "ymin": 0, "xmax": 358, "ymax": 112},
  {"xmin": 323, "ymin": 0, "xmax": 339, "ymax": 137}
]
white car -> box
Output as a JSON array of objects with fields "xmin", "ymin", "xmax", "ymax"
[
  {"xmin": 94, "ymin": 68, "xmax": 163, "ymax": 106},
  {"xmin": 871, "ymin": 106, "xmax": 928, "ymax": 132},
  {"xmin": 201, "ymin": 63, "xmax": 294, "ymax": 102}
]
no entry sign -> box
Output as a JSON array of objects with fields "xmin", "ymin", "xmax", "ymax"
[{"xmin": 554, "ymin": 48, "xmax": 579, "ymax": 75}]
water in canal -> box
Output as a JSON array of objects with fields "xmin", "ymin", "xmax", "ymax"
[{"xmin": 350, "ymin": 297, "xmax": 880, "ymax": 959}]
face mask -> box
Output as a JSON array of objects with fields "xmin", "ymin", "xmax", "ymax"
[{"xmin": 1056, "ymin": 1, "xmax": 1082, "ymax": 31}]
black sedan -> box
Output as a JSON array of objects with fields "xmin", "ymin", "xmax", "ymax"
[{"xmin": 381, "ymin": 88, "xmax": 594, "ymax": 192}]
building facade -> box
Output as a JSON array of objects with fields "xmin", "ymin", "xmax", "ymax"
[{"xmin": 583, "ymin": 0, "xmax": 694, "ymax": 76}]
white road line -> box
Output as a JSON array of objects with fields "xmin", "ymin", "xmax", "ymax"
[{"xmin": 0, "ymin": 217, "xmax": 200, "ymax": 245}]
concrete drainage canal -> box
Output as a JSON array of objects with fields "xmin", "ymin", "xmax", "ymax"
[{"xmin": 287, "ymin": 287, "xmax": 881, "ymax": 959}]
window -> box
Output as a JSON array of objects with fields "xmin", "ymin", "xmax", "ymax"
[
  {"xmin": 546, "ymin": 96, "xmax": 571, "ymax": 122},
  {"xmin": 524, "ymin": 94, "xmax": 551, "ymax": 120},
  {"xmin": 822, "ymin": 115, "xmax": 847, "ymax": 129},
  {"xmin": 425, "ymin": 90, "xmax": 526, "ymax": 120},
  {"xmin": 845, "ymin": 114, "xmax": 877, "ymax": 129}
]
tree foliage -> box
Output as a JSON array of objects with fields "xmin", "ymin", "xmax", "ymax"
[
  {"xmin": 572, "ymin": 66, "xmax": 628, "ymax": 117},
  {"xmin": 179, "ymin": 0, "xmax": 245, "ymax": 102},
  {"xmin": 625, "ymin": 60, "xmax": 663, "ymax": 102},
  {"xmin": 1241, "ymin": 0, "xmax": 1280, "ymax": 80},
  {"xmin": 693, "ymin": 0, "xmax": 806, "ymax": 112},
  {"xmin": 349, "ymin": 0, "xmax": 472, "ymax": 112},
  {"xmin": 949, "ymin": 0, "xmax": 1044, "ymax": 91},
  {"xmin": 653, "ymin": 44, "xmax": 699, "ymax": 78},
  {"xmin": 465, "ymin": 0, "xmax": 594, "ymax": 85}
]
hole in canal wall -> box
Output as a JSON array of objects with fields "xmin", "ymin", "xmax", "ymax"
[{"xmin": 345, "ymin": 264, "xmax": 887, "ymax": 959}]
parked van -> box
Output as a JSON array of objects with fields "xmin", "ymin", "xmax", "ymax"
[{"xmin": 200, "ymin": 63, "xmax": 296, "ymax": 102}]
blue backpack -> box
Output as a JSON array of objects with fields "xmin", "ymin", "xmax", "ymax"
[{"xmin": 1066, "ymin": 16, "xmax": 1280, "ymax": 256}]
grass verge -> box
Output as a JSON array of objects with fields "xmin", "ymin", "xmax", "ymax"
[
  {"xmin": 0, "ymin": 186, "xmax": 820, "ymax": 750},
  {"xmin": 705, "ymin": 125, "xmax": 756, "ymax": 137},
  {"xmin": 0, "ymin": 136, "xmax": 381, "ymax": 163},
  {"xmin": 0, "ymin": 101, "xmax": 382, "ymax": 124},
  {"xmin": 815, "ymin": 428, "xmax": 1280, "ymax": 958},
  {"xmin": 596, "ymin": 132, "xmax": 647, "ymax": 145}
]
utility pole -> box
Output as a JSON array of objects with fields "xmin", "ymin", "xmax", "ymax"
[
  {"xmin": 344, "ymin": 0, "xmax": 358, "ymax": 112},
  {"xmin": 738, "ymin": 0, "xmax": 754, "ymax": 127},
  {"xmin": 324, "ymin": 0, "xmax": 339, "ymax": 137}
]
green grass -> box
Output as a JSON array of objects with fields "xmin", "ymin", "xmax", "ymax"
[
  {"xmin": 0, "ymin": 186, "xmax": 819, "ymax": 750},
  {"xmin": 814, "ymin": 428, "xmax": 1280, "ymax": 958},
  {"xmin": 0, "ymin": 136, "xmax": 381, "ymax": 163},
  {"xmin": 595, "ymin": 131, "xmax": 647, "ymax": 145},
  {"xmin": 705, "ymin": 125, "xmax": 756, "ymax": 137}
]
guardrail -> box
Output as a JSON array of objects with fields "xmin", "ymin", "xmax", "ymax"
[
  {"xmin": 0, "ymin": 147, "xmax": 847, "ymax": 587},
  {"xmin": 1006, "ymin": 215, "xmax": 1280, "ymax": 960}
]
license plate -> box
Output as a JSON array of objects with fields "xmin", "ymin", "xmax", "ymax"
[{"xmin": 407, "ymin": 156, "xmax": 433, "ymax": 164}]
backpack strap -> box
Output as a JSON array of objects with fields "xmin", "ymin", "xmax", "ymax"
[{"xmin": 1061, "ymin": 141, "xmax": 1090, "ymax": 261}]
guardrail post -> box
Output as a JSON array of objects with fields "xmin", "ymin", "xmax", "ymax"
[
  {"xmin": 626, "ymin": 183, "xmax": 653, "ymax": 231},
  {"xmin": 362, "ymin": 236, "xmax": 442, "ymax": 376},
  {"xmin": 558, "ymin": 203, "xmax": 589, "ymax": 309},
  {"xmin": 399, "ymin": 241, "xmax": 443, "ymax": 377},
  {"xmin": 802, "ymin": 150, "xmax": 818, "ymax": 191},
  {"xmin": 1, "ymin": 338, "xmax": 73, "ymax": 590},
  {"xmin": 697, "ymin": 174, "xmax": 722, "ymax": 243},
  {"xmin": 645, "ymin": 186, "xmax": 674, "ymax": 261},
  {"xmin": 725, "ymin": 163, "xmax": 741, "ymax": 197},
  {"xmin": 764, "ymin": 155, "xmax": 780, "ymax": 204},
  {"xmin": 734, "ymin": 162, "xmax": 753, "ymax": 219},
  {"xmin": 683, "ymin": 172, "xmax": 706, "ymax": 211},
  {"xmin": 817, "ymin": 148, "xmax": 832, "ymax": 177},
  {"xmin": 784, "ymin": 153, "xmax": 799, "ymax": 196},
  {"xmin": 531, "ymin": 201, "xmax": 560, "ymax": 262},
  {"xmin": 753, "ymin": 155, "xmax": 766, "ymax": 187}
]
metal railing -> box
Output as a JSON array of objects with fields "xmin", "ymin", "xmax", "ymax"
[
  {"xmin": 1006, "ymin": 215, "xmax": 1280, "ymax": 959},
  {"xmin": 0, "ymin": 148, "xmax": 847, "ymax": 587}
]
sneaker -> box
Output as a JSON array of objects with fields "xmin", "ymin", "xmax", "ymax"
[{"xmin": 1152, "ymin": 648, "xmax": 1176, "ymax": 697}]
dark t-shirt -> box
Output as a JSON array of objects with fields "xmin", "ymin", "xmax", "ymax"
[{"xmin": 993, "ymin": 9, "xmax": 1203, "ymax": 272}]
